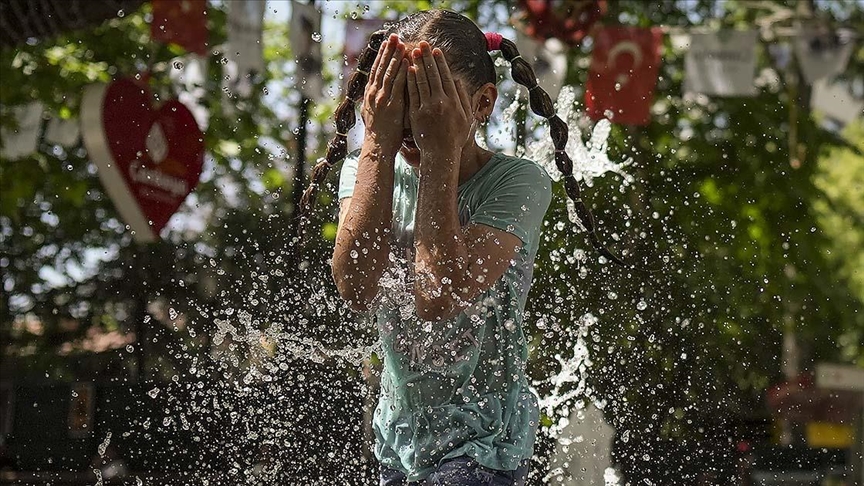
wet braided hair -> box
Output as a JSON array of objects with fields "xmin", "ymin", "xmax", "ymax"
[
  {"xmin": 494, "ymin": 36, "xmax": 624, "ymax": 265},
  {"xmin": 297, "ymin": 29, "xmax": 387, "ymax": 217},
  {"xmin": 299, "ymin": 10, "xmax": 623, "ymax": 265}
]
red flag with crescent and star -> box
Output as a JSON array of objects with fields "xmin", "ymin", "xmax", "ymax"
[{"xmin": 585, "ymin": 26, "xmax": 662, "ymax": 125}]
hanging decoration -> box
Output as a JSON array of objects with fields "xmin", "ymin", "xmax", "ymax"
[
  {"xmin": 151, "ymin": 0, "xmax": 208, "ymax": 55},
  {"xmin": 684, "ymin": 31, "xmax": 758, "ymax": 97},
  {"xmin": 170, "ymin": 55, "xmax": 210, "ymax": 130},
  {"xmin": 515, "ymin": 31, "xmax": 567, "ymax": 101},
  {"xmin": 227, "ymin": 0, "xmax": 267, "ymax": 90},
  {"xmin": 80, "ymin": 78, "xmax": 204, "ymax": 243},
  {"xmin": 811, "ymin": 78, "xmax": 864, "ymax": 126},
  {"xmin": 794, "ymin": 28, "xmax": 856, "ymax": 85},
  {"xmin": 515, "ymin": 0, "xmax": 606, "ymax": 46},
  {"xmin": 585, "ymin": 26, "xmax": 662, "ymax": 126},
  {"xmin": 0, "ymin": 102, "xmax": 43, "ymax": 160},
  {"xmin": 290, "ymin": 0, "xmax": 323, "ymax": 100}
]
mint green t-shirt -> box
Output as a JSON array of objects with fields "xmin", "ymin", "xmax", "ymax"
[{"xmin": 338, "ymin": 151, "xmax": 552, "ymax": 481}]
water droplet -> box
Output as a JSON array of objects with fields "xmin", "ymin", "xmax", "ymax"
[
  {"xmin": 311, "ymin": 32, "xmax": 322, "ymax": 42},
  {"xmin": 173, "ymin": 61, "xmax": 184, "ymax": 70},
  {"xmin": 147, "ymin": 387, "xmax": 160, "ymax": 399}
]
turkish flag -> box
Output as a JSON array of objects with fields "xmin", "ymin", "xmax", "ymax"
[
  {"xmin": 151, "ymin": 0, "xmax": 208, "ymax": 55},
  {"xmin": 585, "ymin": 26, "xmax": 662, "ymax": 125}
]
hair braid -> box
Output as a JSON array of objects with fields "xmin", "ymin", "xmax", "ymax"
[
  {"xmin": 498, "ymin": 37, "xmax": 625, "ymax": 266},
  {"xmin": 297, "ymin": 30, "xmax": 389, "ymax": 224}
]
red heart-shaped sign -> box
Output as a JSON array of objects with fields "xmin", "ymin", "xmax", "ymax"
[{"xmin": 81, "ymin": 78, "xmax": 204, "ymax": 243}]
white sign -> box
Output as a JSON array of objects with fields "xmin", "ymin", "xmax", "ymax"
[
  {"xmin": 811, "ymin": 79, "xmax": 864, "ymax": 125},
  {"xmin": 227, "ymin": 0, "xmax": 267, "ymax": 80},
  {"xmin": 816, "ymin": 363, "xmax": 864, "ymax": 392},
  {"xmin": 795, "ymin": 29, "xmax": 856, "ymax": 85},
  {"xmin": 0, "ymin": 102, "xmax": 43, "ymax": 159},
  {"xmin": 684, "ymin": 30, "xmax": 758, "ymax": 97},
  {"xmin": 171, "ymin": 55, "xmax": 210, "ymax": 128}
]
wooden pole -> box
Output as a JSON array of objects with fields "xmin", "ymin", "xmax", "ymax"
[{"xmin": 290, "ymin": 95, "xmax": 309, "ymax": 243}]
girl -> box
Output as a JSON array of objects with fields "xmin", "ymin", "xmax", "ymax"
[{"xmin": 301, "ymin": 9, "xmax": 606, "ymax": 486}]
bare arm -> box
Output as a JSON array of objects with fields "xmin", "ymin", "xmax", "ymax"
[
  {"xmin": 407, "ymin": 42, "xmax": 521, "ymax": 321},
  {"xmin": 332, "ymin": 141, "xmax": 395, "ymax": 310},
  {"xmin": 413, "ymin": 151, "xmax": 522, "ymax": 321},
  {"xmin": 331, "ymin": 34, "xmax": 408, "ymax": 311}
]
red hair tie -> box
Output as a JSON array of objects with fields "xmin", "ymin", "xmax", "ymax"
[{"xmin": 485, "ymin": 32, "xmax": 503, "ymax": 51}]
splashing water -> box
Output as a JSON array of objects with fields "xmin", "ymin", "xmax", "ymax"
[
  {"xmin": 97, "ymin": 432, "xmax": 112, "ymax": 456},
  {"xmin": 132, "ymin": 83, "xmax": 636, "ymax": 484},
  {"xmin": 525, "ymin": 85, "xmax": 633, "ymax": 187},
  {"xmin": 492, "ymin": 86, "xmax": 633, "ymax": 231},
  {"xmin": 533, "ymin": 313, "xmax": 601, "ymax": 428}
]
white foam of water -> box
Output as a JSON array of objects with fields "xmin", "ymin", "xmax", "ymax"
[
  {"xmin": 532, "ymin": 313, "xmax": 602, "ymax": 434},
  {"xmin": 524, "ymin": 85, "xmax": 632, "ymax": 187}
]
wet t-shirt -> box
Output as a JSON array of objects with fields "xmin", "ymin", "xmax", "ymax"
[{"xmin": 338, "ymin": 150, "xmax": 552, "ymax": 481}]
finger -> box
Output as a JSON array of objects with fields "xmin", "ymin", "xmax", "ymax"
[
  {"xmin": 455, "ymin": 79, "xmax": 472, "ymax": 120},
  {"xmin": 411, "ymin": 47, "xmax": 430, "ymax": 99},
  {"xmin": 433, "ymin": 47, "xmax": 457, "ymax": 99},
  {"xmin": 390, "ymin": 59, "xmax": 409, "ymax": 102},
  {"xmin": 382, "ymin": 42, "xmax": 406, "ymax": 94},
  {"xmin": 407, "ymin": 65, "xmax": 420, "ymax": 113},
  {"xmin": 420, "ymin": 42, "xmax": 443, "ymax": 95},
  {"xmin": 367, "ymin": 39, "xmax": 388, "ymax": 87},
  {"xmin": 374, "ymin": 34, "xmax": 399, "ymax": 87}
]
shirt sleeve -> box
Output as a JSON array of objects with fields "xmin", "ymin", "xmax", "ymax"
[
  {"xmin": 337, "ymin": 150, "xmax": 362, "ymax": 200},
  {"xmin": 468, "ymin": 161, "xmax": 553, "ymax": 246}
]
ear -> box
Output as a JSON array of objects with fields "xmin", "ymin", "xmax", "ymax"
[{"xmin": 472, "ymin": 82, "xmax": 498, "ymax": 121}]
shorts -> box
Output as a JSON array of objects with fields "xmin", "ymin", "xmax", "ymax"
[{"xmin": 379, "ymin": 456, "xmax": 530, "ymax": 486}]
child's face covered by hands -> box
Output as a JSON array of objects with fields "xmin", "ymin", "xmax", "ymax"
[
  {"xmin": 361, "ymin": 35, "xmax": 482, "ymax": 168},
  {"xmin": 403, "ymin": 41, "xmax": 475, "ymax": 168}
]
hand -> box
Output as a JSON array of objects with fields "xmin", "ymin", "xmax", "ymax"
[
  {"xmin": 407, "ymin": 42, "xmax": 473, "ymax": 164},
  {"xmin": 361, "ymin": 33, "xmax": 409, "ymax": 156}
]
